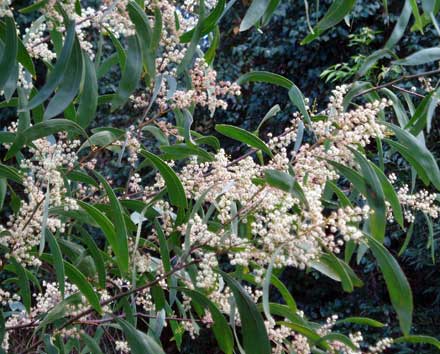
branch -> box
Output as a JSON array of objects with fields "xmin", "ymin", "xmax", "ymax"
[
  {"xmin": 19, "ymin": 260, "xmax": 199, "ymax": 353},
  {"xmin": 354, "ymin": 68, "xmax": 440, "ymax": 97}
]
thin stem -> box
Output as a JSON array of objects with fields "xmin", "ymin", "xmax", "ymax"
[
  {"xmin": 354, "ymin": 67, "xmax": 440, "ymax": 97},
  {"xmin": 19, "ymin": 260, "xmax": 199, "ymax": 353}
]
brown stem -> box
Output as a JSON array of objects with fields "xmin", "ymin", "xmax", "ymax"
[
  {"xmin": 354, "ymin": 67, "xmax": 440, "ymax": 97},
  {"xmin": 19, "ymin": 260, "xmax": 199, "ymax": 353}
]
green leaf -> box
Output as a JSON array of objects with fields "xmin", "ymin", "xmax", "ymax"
[
  {"xmin": 93, "ymin": 171, "xmax": 129, "ymax": 275},
  {"xmin": 117, "ymin": 318, "xmax": 166, "ymax": 354},
  {"xmin": 127, "ymin": 1, "xmax": 155, "ymax": 78},
  {"xmin": 410, "ymin": 0, "xmax": 424, "ymax": 32},
  {"xmin": 384, "ymin": 122, "xmax": 440, "ymax": 190},
  {"xmin": 46, "ymin": 230, "xmax": 65, "ymax": 297},
  {"xmin": 349, "ymin": 148, "xmax": 386, "ymax": 242},
  {"xmin": 278, "ymin": 321, "xmax": 322, "ymax": 343},
  {"xmin": 63, "ymin": 260, "xmax": 102, "ymax": 313},
  {"xmin": 237, "ymin": 71, "xmax": 293, "ymax": 89},
  {"xmin": 318, "ymin": 333, "xmax": 357, "ymax": 350},
  {"xmin": 80, "ymin": 333, "xmax": 104, "ymax": 354},
  {"xmin": 205, "ymin": 26, "xmax": 220, "ymax": 65},
  {"xmin": 255, "ymin": 104, "xmax": 281, "ymax": 134},
  {"xmin": 288, "ymin": 84, "xmax": 312, "ymax": 124},
  {"xmin": 311, "ymin": 253, "xmax": 362, "ymax": 292},
  {"xmin": 140, "ymin": 150, "xmax": 187, "ymax": 209},
  {"xmin": 160, "ymin": 144, "xmax": 214, "ymax": 162},
  {"xmin": 262, "ymin": 0, "xmax": 282, "ymax": 26},
  {"xmin": 151, "ymin": 7, "xmax": 163, "ymax": 51},
  {"xmin": 44, "ymin": 38, "xmax": 83, "ymax": 119},
  {"xmin": 394, "ymin": 335, "xmax": 440, "ymax": 349},
  {"xmin": 10, "ymin": 257, "xmax": 31, "ymax": 313},
  {"xmin": 78, "ymin": 228, "xmax": 106, "ymax": 289},
  {"xmin": 394, "ymin": 47, "xmax": 440, "ymax": 66},
  {"xmin": 336, "ymin": 316, "xmax": 385, "ymax": 328},
  {"xmin": 240, "ymin": 0, "xmax": 270, "ymax": 32},
  {"xmin": 111, "ymin": 35, "xmax": 142, "ymax": 111},
  {"xmin": 77, "ymin": 201, "xmax": 126, "ymax": 275},
  {"xmin": 19, "ymin": 0, "xmax": 48, "ymax": 13},
  {"xmin": 0, "ymin": 17, "xmax": 18, "ymax": 91},
  {"xmin": 77, "ymin": 54, "xmax": 98, "ymax": 128},
  {"xmin": 0, "ymin": 164, "xmax": 22, "ymax": 183},
  {"xmin": 215, "ymin": 124, "xmax": 273, "ymax": 157},
  {"xmin": 301, "ymin": 0, "xmax": 356, "ymax": 44},
  {"xmin": 326, "ymin": 160, "xmax": 367, "ymax": 194},
  {"xmin": 153, "ymin": 220, "xmax": 171, "ymax": 273},
  {"xmin": 27, "ymin": 21, "xmax": 76, "ymax": 110},
  {"xmin": 5, "ymin": 119, "xmax": 88, "ymax": 160},
  {"xmin": 385, "ymin": 0, "xmax": 412, "ymax": 49},
  {"xmin": 264, "ymin": 169, "xmax": 308, "ymax": 206},
  {"xmin": 180, "ymin": 0, "xmax": 225, "ymax": 41},
  {"xmin": 385, "ymin": 139, "xmax": 430, "ymax": 185},
  {"xmin": 180, "ymin": 289, "xmax": 234, "ymax": 354},
  {"xmin": 217, "ymin": 270, "xmax": 271, "ymax": 354},
  {"xmin": 369, "ymin": 162, "xmax": 404, "ymax": 228},
  {"xmin": 366, "ymin": 236, "xmax": 413, "ymax": 335}
]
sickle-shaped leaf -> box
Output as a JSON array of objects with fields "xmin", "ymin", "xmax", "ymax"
[
  {"xmin": 216, "ymin": 124, "xmax": 273, "ymax": 157},
  {"xmin": 10, "ymin": 257, "xmax": 31, "ymax": 313},
  {"xmin": 288, "ymin": 84, "xmax": 312, "ymax": 124},
  {"xmin": 394, "ymin": 47, "xmax": 440, "ymax": 66},
  {"xmin": 301, "ymin": 0, "xmax": 356, "ymax": 44},
  {"xmin": 127, "ymin": 1, "xmax": 155, "ymax": 78},
  {"xmin": 237, "ymin": 71, "xmax": 293, "ymax": 89},
  {"xmin": 77, "ymin": 201, "xmax": 126, "ymax": 274},
  {"xmin": 369, "ymin": 161, "xmax": 404, "ymax": 228},
  {"xmin": 394, "ymin": 335, "xmax": 440, "ymax": 349},
  {"xmin": 349, "ymin": 147, "xmax": 386, "ymax": 242},
  {"xmin": 117, "ymin": 318, "xmax": 166, "ymax": 354},
  {"xmin": 366, "ymin": 236, "xmax": 413, "ymax": 335},
  {"xmin": 46, "ymin": 230, "xmax": 65, "ymax": 297},
  {"xmin": 27, "ymin": 21, "xmax": 76, "ymax": 110},
  {"xmin": 111, "ymin": 35, "xmax": 142, "ymax": 111},
  {"xmin": 0, "ymin": 17, "xmax": 18, "ymax": 91},
  {"xmin": 384, "ymin": 122, "xmax": 440, "ymax": 190},
  {"xmin": 180, "ymin": 288, "xmax": 234, "ymax": 354},
  {"xmin": 140, "ymin": 150, "xmax": 187, "ymax": 209},
  {"xmin": 180, "ymin": 0, "xmax": 225, "ymax": 41},
  {"xmin": 217, "ymin": 270, "xmax": 271, "ymax": 354},
  {"xmin": 78, "ymin": 228, "xmax": 106, "ymax": 289},
  {"xmin": 336, "ymin": 316, "xmax": 385, "ymax": 327},
  {"xmin": 240, "ymin": 0, "xmax": 270, "ymax": 32},
  {"xmin": 0, "ymin": 164, "xmax": 22, "ymax": 183},
  {"xmin": 63, "ymin": 260, "xmax": 102, "ymax": 313},
  {"xmin": 77, "ymin": 54, "xmax": 98, "ymax": 128},
  {"xmin": 44, "ymin": 38, "xmax": 83, "ymax": 119},
  {"xmin": 93, "ymin": 171, "xmax": 129, "ymax": 275},
  {"xmin": 40, "ymin": 253, "xmax": 102, "ymax": 313},
  {"xmin": 386, "ymin": 0, "xmax": 412, "ymax": 49},
  {"xmin": 5, "ymin": 119, "xmax": 88, "ymax": 160},
  {"xmin": 264, "ymin": 169, "xmax": 308, "ymax": 206}
]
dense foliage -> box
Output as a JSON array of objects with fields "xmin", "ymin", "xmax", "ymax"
[{"xmin": 1, "ymin": 0, "xmax": 440, "ymax": 353}]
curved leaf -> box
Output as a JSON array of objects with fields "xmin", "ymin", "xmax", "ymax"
[
  {"xmin": 216, "ymin": 124, "xmax": 273, "ymax": 157},
  {"xmin": 237, "ymin": 71, "xmax": 293, "ymax": 89},
  {"xmin": 217, "ymin": 270, "xmax": 271, "ymax": 354},
  {"xmin": 366, "ymin": 236, "xmax": 413, "ymax": 335},
  {"xmin": 117, "ymin": 318, "xmax": 166, "ymax": 354},
  {"xmin": 27, "ymin": 21, "xmax": 76, "ymax": 110},
  {"xmin": 140, "ymin": 150, "xmax": 187, "ymax": 209},
  {"xmin": 111, "ymin": 35, "xmax": 142, "ymax": 111}
]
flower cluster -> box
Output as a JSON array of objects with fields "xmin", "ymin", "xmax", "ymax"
[{"xmin": 0, "ymin": 134, "xmax": 79, "ymax": 266}]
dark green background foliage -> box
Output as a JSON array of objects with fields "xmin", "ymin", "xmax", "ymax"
[{"xmin": 3, "ymin": 0, "xmax": 440, "ymax": 352}]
